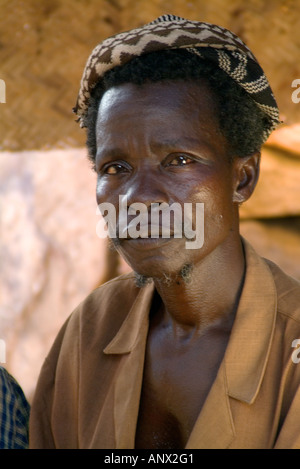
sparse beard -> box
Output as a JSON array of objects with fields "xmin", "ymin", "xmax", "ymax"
[
  {"xmin": 134, "ymin": 263, "xmax": 193, "ymax": 288},
  {"xmin": 134, "ymin": 272, "xmax": 153, "ymax": 288},
  {"xmin": 179, "ymin": 263, "xmax": 193, "ymax": 284},
  {"xmin": 108, "ymin": 235, "xmax": 194, "ymax": 288}
]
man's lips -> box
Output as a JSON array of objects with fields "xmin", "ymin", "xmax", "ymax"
[
  {"xmin": 118, "ymin": 222, "xmax": 182, "ymax": 239},
  {"xmin": 118, "ymin": 234, "xmax": 178, "ymax": 251}
]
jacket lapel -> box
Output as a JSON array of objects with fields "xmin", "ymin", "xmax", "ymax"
[
  {"xmin": 225, "ymin": 240, "xmax": 277, "ymax": 404},
  {"xmin": 186, "ymin": 363, "xmax": 235, "ymax": 449},
  {"xmin": 103, "ymin": 282, "xmax": 155, "ymax": 448}
]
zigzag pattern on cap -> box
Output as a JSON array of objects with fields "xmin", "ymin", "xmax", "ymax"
[{"xmin": 74, "ymin": 15, "xmax": 280, "ymax": 141}]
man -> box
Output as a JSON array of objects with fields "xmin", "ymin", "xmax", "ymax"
[
  {"xmin": 0, "ymin": 366, "xmax": 30, "ymax": 449},
  {"xmin": 30, "ymin": 15, "xmax": 300, "ymax": 449}
]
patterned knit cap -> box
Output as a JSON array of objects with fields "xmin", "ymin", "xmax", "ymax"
[{"xmin": 73, "ymin": 14, "xmax": 280, "ymax": 142}]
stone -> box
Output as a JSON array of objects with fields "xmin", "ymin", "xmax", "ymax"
[
  {"xmin": 0, "ymin": 149, "xmax": 108, "ymax": 399},
  {"xmin": 240, "ymin": 124, "xmax": 300, "ymax": 219}
]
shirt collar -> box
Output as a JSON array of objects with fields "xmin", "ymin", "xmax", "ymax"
[{"xmin": 104, "ymin": 238, "xmax": 277, "ymax": 404}]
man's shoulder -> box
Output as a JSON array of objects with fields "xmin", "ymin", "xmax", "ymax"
[{"xmin": 264, "ymin": 258, "xmax": 300, "ymax": 323}]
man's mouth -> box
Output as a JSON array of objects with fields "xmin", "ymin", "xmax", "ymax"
[
  {"xmin": 113, "ymin": 222, "xmax": 182, "ymax": 250},
  {"xmin": 118, "ymin": 222, "xmax": 182, "ymax": 240},
  {"xmin": 99, "ymin": 199, "xmax": 204, "ymax": 250},
  {"xmin": 118, "ymin": 235, "xmax": 178, "ymax": 252}
]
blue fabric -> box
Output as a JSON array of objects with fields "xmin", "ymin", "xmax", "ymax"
[{"xmin": 0, "ymin": 367, "xmax": 30, "ymax": 449}]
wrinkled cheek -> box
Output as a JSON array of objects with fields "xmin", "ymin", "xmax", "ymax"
[{"xmin": 199, "ymin": 196, "xmax": 234, "ymax": 249}]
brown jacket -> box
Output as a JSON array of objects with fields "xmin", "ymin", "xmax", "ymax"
[{"xmin": 29, "ymin": 240, "xmax": 300, "ymax": 448}]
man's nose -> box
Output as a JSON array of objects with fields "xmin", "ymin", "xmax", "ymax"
[{"xmin": 121, "ymin": 170, "xmax": 169, "ymax": 208}]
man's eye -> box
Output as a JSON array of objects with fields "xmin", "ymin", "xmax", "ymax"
[
  {"xmin": 103, "ymin": 163, "xmax": 128, "ymax": 175},
  {"xmin": 168, "ymin": 155, "xmax": 194, "ymax": 166}
]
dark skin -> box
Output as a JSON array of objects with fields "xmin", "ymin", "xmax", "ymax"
[{"xmin": 94, "ymin": 80, "xmax": 260, "ymax": 449}]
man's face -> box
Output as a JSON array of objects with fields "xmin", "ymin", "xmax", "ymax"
[{"xmin": 94, "ymin": 80, "xmax": 240, "ymax": 280}]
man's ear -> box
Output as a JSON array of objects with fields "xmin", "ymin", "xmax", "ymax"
[{"xmin": 232, "ymin": 152, "xmax": 261, "ymax": 204}]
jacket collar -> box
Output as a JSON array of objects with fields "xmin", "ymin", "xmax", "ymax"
[
  {"xmin": 224, "ymin": 239, "xmax": 277, "ymax": 404},
  {"xmin": 103, "ymin": 280, "xmax": 155, "ymax": 354}
]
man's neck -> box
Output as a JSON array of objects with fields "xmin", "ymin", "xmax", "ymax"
[{"xmin": 152, "ymin": 236, "xmax": 245, "ymax": 337}]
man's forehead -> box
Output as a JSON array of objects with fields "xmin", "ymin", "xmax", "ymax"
[
  {"xmin": 96, "ymin": 81, "xmax": 219, "ymax": 140},
  {"xmin": 98, "ymin": 80, "xmax": 214, "ymax": 114},
  {"xmin": 95, "ymin": 83, "xmax": 227, "ymax": 162}
]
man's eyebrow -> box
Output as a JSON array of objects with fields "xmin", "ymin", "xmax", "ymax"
[
  {"xmin": 150, "ymin": 137, "xmax": 213, "ymax": 154},
  {"xmin": 96, "ymin": 147, "xmax": 128, "ymax": 160},
  {"xmin": 151, "ymin": 137, "xmax": 197, "ymax": 148},
  {"xmin": 95, "ymin": 138, "xmax": 215, "ymax": 161}
]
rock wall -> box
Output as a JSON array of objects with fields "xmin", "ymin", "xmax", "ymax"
[
  {"xmin": 0, "ymin": 149, "xmax": 102, "ymax": 399},
  {"xmin": 0, "ymin": 0, "xmax": 299, "ymax": 401}
]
